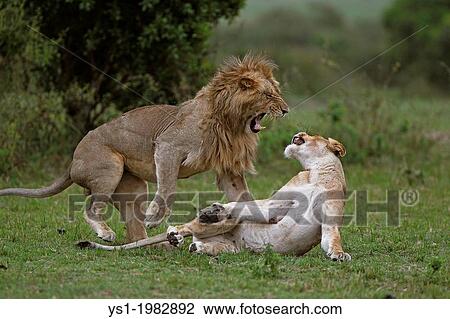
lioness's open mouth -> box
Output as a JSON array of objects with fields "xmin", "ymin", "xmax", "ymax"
[
  {"xmin": 292, "ymin": 135, "xmax": 305, "ymax": 145},
  {"xmin": 250, "ymin": 113, "xmax": 266, "ymax": 133}
]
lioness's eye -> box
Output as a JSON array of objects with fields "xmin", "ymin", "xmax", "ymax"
[{"xmin": 265, "ymin": 92, "xmax": 273, "ymax": 98}]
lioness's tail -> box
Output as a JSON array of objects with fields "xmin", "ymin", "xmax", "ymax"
[
  {"xmin": 0, "ymin": 166, "xmax": 72, "ymax": 198},
  {"xmin": 77, "ymin": 232, "xmax": 176, "ymax": 251},
  {"xmin": 77, "ymin": 226, "xmax": 193, "ymax": 251}
]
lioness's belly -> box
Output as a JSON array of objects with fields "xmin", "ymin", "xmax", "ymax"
[{"xmin": 232, "ymin": 223, "xmax": 321, "ymax": 255}]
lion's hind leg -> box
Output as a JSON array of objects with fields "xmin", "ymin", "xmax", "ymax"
[
  {"xmin": 75, "ymin": 150, "xmax": 124, "ymax": 242},
  {"xmin": 85, "ymin": 194, "xmax": 118, "ymax": 242},
  {"xmin": 112, "ymin": 172, "xmax": 148, "ymax": 243}
]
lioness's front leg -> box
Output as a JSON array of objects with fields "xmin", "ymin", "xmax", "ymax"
[
  {"xmin": 321, "ymin": 202, "xmax": 351, "ymax": 261},
  {"xmin": 187, "ymin": 173, "xmax": 254, "ymax": 245},
  {"xmin": 210, "ymin": 171, "xmax": 310, "ymax": 224},
  {"xmin": 144, "ymin": 143, "xmax": 182, "ymax": 228},
  {"xmin": 198, "ymin": 200, "xmax": 285, "ymax": 224}
]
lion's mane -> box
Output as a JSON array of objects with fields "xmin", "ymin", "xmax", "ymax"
[{"xmin": 195, "ymin": 54, "xmax": 278, "ymax": 176}]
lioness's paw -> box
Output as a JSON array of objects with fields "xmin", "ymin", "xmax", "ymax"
[
  {"xmin": 189, "ymin": 241, "xmax": 204, "ymax": 253},
  {"xmin": 166, "ymin": 226, "xmax": 184, "ymax": 247},
  {"xmin": 97, "ymin": 230, "xmax": 116, "ymax": 242},
  {"xmin": 327, "ymin": 251, "xmax": 352, "ymax": 262},
  {"xmin": 199, "ymin": 203, "xmax": 228, "ymax": 224}
]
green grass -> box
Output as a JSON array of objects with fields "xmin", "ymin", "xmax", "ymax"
[{"xmin": 0, "ymin": 96, "xmax": 449, "ymax": 298}]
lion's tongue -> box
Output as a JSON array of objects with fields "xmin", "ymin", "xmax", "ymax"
[
  {"xmin": 254, "ymin": 118, "xmax": 263, "ymax": 131},
  {"xmin": 251, "ymin": 114, "xmax": 266, "ymax": 133}
]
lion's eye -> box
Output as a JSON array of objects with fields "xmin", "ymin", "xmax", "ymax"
[{"xmin": 265, "ymin": 92, "xmax": 274, "ymax": 98}]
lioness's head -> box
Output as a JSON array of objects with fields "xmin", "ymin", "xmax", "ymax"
[
  {"xmin": 284, "ymin": 132, "xmax": 346, "ymax": 168},
  {"xmin": 205, "ymin": 54, "xmax": 289, "ymax": 134}
]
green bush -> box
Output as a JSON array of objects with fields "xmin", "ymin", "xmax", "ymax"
[
  {"xmin": 0, "ymin": 0, "xmax": 244, "ymax": 174},
  {"xmin": 383, "ymin": 0, "xmax": 450, "ymax": 88},
  {"xmin": 0, "ymin": 1, "xmax": 59, "ymax": 92},
  {"xmin": 0, "ymin": 2, "xmax": 69, "ymax": 174},
  {"xmin": 0, "ymin": 0, "xmax": 244, "ymax": 133},
  {"xmin": 0, "ymin": 91, "xmax": 69, "ymax": 175}
]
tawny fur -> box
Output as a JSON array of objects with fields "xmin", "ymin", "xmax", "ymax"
[
  {"xmin": 83, "ymin": 133, "xmax": 351, "ymax": 262},
  {"xmin": 189, "ymin": 55, "xmax": 284, "ymax": 175},
  {"xmin": 0, "ymin": 54, "xmax": 288, "ymax": 244}
]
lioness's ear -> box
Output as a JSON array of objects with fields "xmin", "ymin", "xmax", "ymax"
[
  {"xmin": 239, "ymin": 77, "xmax": 256, "ymax": 90},
  {"xmin": 327, "ymin": 138, "xmax": 346, "ymax": 157}
]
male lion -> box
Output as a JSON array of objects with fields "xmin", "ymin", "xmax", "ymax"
[{"xmin": 0, "ymin": 54, "xmax": 288, "ymax": 243}]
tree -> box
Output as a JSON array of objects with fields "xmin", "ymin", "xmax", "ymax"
[
  {"xmin": 383, "ymin": 0, "xmax": 450, "ymax": 88},
  {"xmin": 0, "ymin": 0, "xmax": 245, "ymax": 133}
]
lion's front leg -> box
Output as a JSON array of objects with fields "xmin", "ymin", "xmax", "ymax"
[
  {"xmin": 144, "ymin": 144, "xmax": 182, "ymax": 228},
  {"xmin": 217, "ymin": 173, "xmax": 253, "ymax": 202}
]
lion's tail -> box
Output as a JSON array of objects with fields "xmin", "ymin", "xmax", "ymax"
[
  {"xmin": 0, "ymin": 166, "xmax": 73, "ymax": 198},
  {"xmin": 76, "ymin": 233, "xmax": 170, "ymax": 251}
]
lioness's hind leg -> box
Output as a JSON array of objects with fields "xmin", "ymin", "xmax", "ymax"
[{"xmin": 189, "ymin": 237, "xmax": 238, "ymax": 256}]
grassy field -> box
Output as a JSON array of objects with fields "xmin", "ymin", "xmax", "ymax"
[{"xmin": 0, "ymin": 94, "xmax": 448, "ymax": 298}]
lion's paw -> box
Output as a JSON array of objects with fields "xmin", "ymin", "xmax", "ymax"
[
  {"xmin": 97, "ymin": 229, "xmax": 116, "ymax": 242},
  {"xmin": 199, "ymin": 203, "xmax": 228, "ymax": 224},
  {"xmin": 327, "ymin": 251, "xmax": 352, "ymax": 262},
  {"xmin": 144, "ymin": 201, "xmax": 166, "ymax": 228},
  {"xmin": 166, "ymin": 226, "xmax": 184, "ymax": 247}
]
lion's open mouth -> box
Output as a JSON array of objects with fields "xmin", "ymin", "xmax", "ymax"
[{"xmin": 250, "ymin": 113, "xmax": 266, "ymax": 133}]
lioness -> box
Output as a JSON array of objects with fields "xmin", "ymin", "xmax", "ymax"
[
  {"xmin": 80, "ymin": 132, "xmax": 351, "ymax": 261},
  {"xmin": 0, "ymin": 55, "xmax": 288, "ymax": 243}
]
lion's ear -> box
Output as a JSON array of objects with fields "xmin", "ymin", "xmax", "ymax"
[
  {"xmin": 327, "ymin": 138, "xmax": 346, "ymax": 157},
  {"xmin": 239, "ymin": 77, "xmax": 256, "ymax": 90}
]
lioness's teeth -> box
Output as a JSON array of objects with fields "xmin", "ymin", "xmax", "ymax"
[{"xmin": 261, "ymin": 126, "xmax": 266, "ymax": 130}]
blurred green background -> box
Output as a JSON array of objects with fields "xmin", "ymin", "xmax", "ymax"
[
  {"xmin": 0, "ymin": 0, "xmax": 448, "ymax": 172},
  {"xmin": 0, "ymin": 0, "xmax": 449, "ymax": 298}
]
